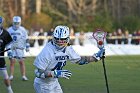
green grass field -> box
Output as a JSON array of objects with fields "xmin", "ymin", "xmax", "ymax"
[{"xmin": 0, "ymin": 55, "xmax": 140, "ymax": 93}]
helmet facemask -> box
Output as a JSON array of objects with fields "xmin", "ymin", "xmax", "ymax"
[
  {"xmin": 53, "ymin": 37, "xmax": 69, "ymax": 49},
  {"xmin": 52, "ymin": 26, "xmax": 70, "ymax": 50},
  {"xmin": 13, "ymin": 22, "xmax": 21, "ymax": 28},
  {"xmin": 12, "ymin": 16, "xmax": 21, "ymax": 30}
]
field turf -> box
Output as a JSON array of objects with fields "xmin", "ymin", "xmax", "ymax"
[{"xmin": 0, "ymin": 55, "xmax": 140, "ymax": 93}]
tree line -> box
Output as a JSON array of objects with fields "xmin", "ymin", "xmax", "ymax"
[{"xmin": 0, "ymin": 0, "xmax": 140, "ymax": 33}]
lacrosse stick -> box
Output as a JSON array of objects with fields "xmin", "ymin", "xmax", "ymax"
[
  {"xmin": 92, "ymin": 29, "xmax": 110, "ymax": 93},
  {"xmin": 0, "ymin": 37, "xmax": 25, "ymax": 54},
  {"xmin": 0, "ymin": 48, "xmax": 11, "ymax": 54},
  {"xmin": 0, "ymin": 41, "xmax": 22, "ymax": 54}
]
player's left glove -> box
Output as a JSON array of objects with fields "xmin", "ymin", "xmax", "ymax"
[
  {"xmin": 25, "ymin": 43, "xmax": 30, "ymax": 52},
  {"xmin": 51, "ymin": 70, "xmax": 72, "ymax": 79},
  {"xmin": 93, "ymin": 48, "xmax": 105, "ymax": 61}
]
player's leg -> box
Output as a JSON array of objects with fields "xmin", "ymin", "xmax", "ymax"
[
  {"xmin": 18, "ymin": 58, "xmax": 28, "ymax": 80},
  {"xmin": 17, "ymin": 49, "xmax": 28, "ymax": 81},
  {"xmin": 0, "ymin": 59, "xmax": 13, "ymax": 93},
  {"xmin": 53, "ymin": 80, "xmax": 63, "ymax": 93},
  {"xmin": 9, "ymin": 58, "xmax": 16, "ymax": 80},
  {"xmin": 9, "ymin": 50, "xmax": 16, "ymax": 80},
  {"xmin": 2, "ymin": 70, "xmax": 14, "ymax": 93},
  {"xmin": 34, "ymin": 80, "xmax": 63, "ymax": 93},
  {"xmin": 34, "ymin": 82, "xmax": 42, "ymax": 93}
]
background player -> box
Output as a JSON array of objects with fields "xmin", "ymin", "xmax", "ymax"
[
  {"xmin": 33, "ymin": 25, "xmax": 105, "ymax": 93},
  {"xmin": 0, "ymin": 16, "xmax": 14, "ymax": 93},
  {"xmin": 7, "ymin": 16, "xmax": 30, "ymax": 81}
]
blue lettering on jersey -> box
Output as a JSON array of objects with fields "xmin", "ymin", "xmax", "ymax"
[
  {"xmin": 52, "ymin": 55, "xmax": 69, "ymax": 70},
  {"xmin": 52, "ymin": 61, "xmax": 66, "ymax": 70},
  {"xmin": 11, "ymin": 33, "xmax": 21, "ymax": 35},
  {"xmin": 55, "ymin": 55, "xmax": 69, "ymax": 61},
  {"xmin": 13, "ymin": 36, "xmax": 17, "ymax": 41}
]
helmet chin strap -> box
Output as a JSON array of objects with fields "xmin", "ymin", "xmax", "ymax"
[
  {"xmin": 12, "ymin": 26, "xmax": 19, "ymax": 30},
  {"xmin": 52, "ymin": 41, "xmax": 67, "ymax": 51}
]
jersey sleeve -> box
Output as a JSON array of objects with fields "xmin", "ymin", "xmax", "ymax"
[
  {"xmin": 5, "ymin": 28, "xmax": 12, "ymax": 49},
  {"xmin": 33, "ymin": 46, "xmax": 51, "ymax": 70},
  {"xmin": 21, "ymin": 27, "xmax": 28, "ymax": 40},
  {"xmin": 33, "ymin": 54, "xmax": 50, "ymax": 70},
  {"xmin": 66, "ymin": 46, "xmax": 81, "ymax": 63},
  {"xmin": 4, "ymin": 29, "xmax": 12, "ymax": 44}
]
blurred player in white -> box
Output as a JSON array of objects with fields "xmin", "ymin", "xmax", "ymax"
[
  {"xmin": 7, "ymin": 16, "xmax": 30, "ymax": 81},
  {"xmin": 33, "ymin": 25, "xmax": 105, "ymax": 93},
  {"xmin": 0, "ymin": 16, "xmax": 13, "ymax": 93}
]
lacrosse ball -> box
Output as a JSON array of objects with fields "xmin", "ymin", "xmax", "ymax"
[{"xmin": 98, "ymin": 40, "xmax": 103, "ymax": 45}]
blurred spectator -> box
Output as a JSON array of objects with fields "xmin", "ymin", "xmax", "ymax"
[
  {"xmin": 106, "ymin": 32, "xmax": 112, "ymax": 44},
  {"xmin": 79, "ymin": 31, "xmax": 85, "ymax": 46},
  {"xmin": 29, "ymin": 28, "xmax": 36, "ymax": 47},
  {"xmin": 124, "ymin": 30, "xmax": 129, "ymax": 44},
  {"xmin": 137, "ymin": 30, "xmax": 140, "ymax": 44},
  {"xmin": 131, "ymin": 31, "xmax": 139, "ymax": 45},
  {"xmin": 116, "ymin": 28, "xmax": 124, "ymax": 44},
  {"xmin": 47, "ymin": 28, "xmax": 53, "ymax": 42},
  {"xmin": 112, "ymin": 31, "xmax": 117, "ymax": 44},
  {"xmin": 70, "ymin": 27, "xmax": 75, "ymax": 45},
  {"xmin": 38, "ymin": 28, "xmax": 44, "ymax": 46}
]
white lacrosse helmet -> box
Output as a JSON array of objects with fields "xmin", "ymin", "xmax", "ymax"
[
  {"xmin": 52, "ymin": 25, "xmax": 70, "ymax": 50},
  {"xmin": 12, "ymin": 16, "xmax": 21, "ymax": 29}
]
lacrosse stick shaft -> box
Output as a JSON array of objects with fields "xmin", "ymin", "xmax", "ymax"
[
  {"xmin": 0, "ymin": 48, "xmax": 10, "ymax": 54},
  {"xmin": 93, "ymin": 29, "xmax": 109, "ymax": 93},
  {"xmin": 102, "ymin": 57, "xmax": 110, "ymax": 93}
]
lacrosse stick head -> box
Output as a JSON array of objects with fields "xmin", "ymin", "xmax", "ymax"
[{"xmin": 92, "ymin": 29, "xmax": 107, "ymax": 49}]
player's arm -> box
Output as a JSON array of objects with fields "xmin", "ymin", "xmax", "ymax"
[
  {"xmin": 25, "ymin": 39, "xmax": 30, "ymax": 52},
  {"xmin": 34, "ymin": 68, "xmax": 72, "ymax": 79},
  {"xmin": 77, "ymin": 48, "xmax": 105, "ymax": 65},
  {"xmin": 24, "ymin": 29, "xmax": 30, "ymax": 52}
]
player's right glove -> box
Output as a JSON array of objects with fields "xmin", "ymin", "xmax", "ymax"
[
  {"xmin": 51, "ymin": 70, "xmax": 72, "ymax": 79},
  {"xmin": 93, "ymin": 48, "xmax": 105, "ymax": 61},
  {"xmin": 25, "ymin": 43, "xmax": 30, "ymax": 52},
  {"xmin": 10, "ymin": 43, "xmax": 17, "ymax": 50},
  {"xmin": 7, "ymin": 50, "xmax": 13, "ymax": 59}
]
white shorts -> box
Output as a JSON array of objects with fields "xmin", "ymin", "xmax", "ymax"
[
  {"xmin": 34, "ymin": 80, "xmax": 63, "ymax": 93},
  {"xmin": 12, "ymin": 49, "xmax": 25, "ymax": 59}
]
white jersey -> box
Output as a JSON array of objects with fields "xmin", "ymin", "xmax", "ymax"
[
  {"xmin": 7, "ymin": 26, "xmax": 28, "ymax": 49},
  {"xmin": 34, "ymin": 41, "xmax": 81, "ymax": 84}
]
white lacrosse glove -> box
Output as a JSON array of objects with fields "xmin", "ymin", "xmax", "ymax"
[
  {"xmin": 25, "ymin": 43, "xmax": 30, "ymax": 52},
  {"xmin": 7, "ymin": 50, "xmax": 13, "ymax": 59},
  {"xmin": 93, "ymin": 48, "xmax": 105, "ymax": 61},
  {"xmin": 51, "ymin": 70, "xmax": 72, "ymax": 79}
]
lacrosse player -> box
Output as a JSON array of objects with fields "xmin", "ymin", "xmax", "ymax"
[
  {"xmin": 7, "ymin": 16, "xmax": 30, "ymax": 81},
  {"xmin": 33, "ymin": 25, "xmax": 105, "ymax": 93},
  {"xmin": 0, "ymin": 16, "xmax": 14, "ymax": 93}
]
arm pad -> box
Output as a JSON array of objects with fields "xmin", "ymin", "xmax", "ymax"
[
  {"xmin": 34, "ymin": 69, "xmax": 47, "ymax": 78},
  {"xmin": 78, "ymin": 57, "xmax": 89, "ymax": 65}
]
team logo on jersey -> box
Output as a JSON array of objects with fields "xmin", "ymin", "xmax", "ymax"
[
  {"xmin": 11, "ymin": 33, "xmax": 20, "ymax": 35},
  {"xmin": 55, "ymin": 55, "xmax": 69, "ymax": 61}
]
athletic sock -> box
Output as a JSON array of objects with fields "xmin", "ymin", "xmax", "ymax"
[{"xmin": 7, "ymin": 86, "xmax": 13, "ymax": 93}]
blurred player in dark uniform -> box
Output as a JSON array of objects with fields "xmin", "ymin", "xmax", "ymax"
[{"xmin": 0, "ymin": 16, "xmax": 13, "ymax": 93}]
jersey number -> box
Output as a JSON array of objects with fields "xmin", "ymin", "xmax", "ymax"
[
  {"xmin": 13, "ymin": 36, "xmax": 17, "ymax": 41},
  {"xmin": 52, "ymin": 61, "xmax": 66, "ymax": 70}
]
